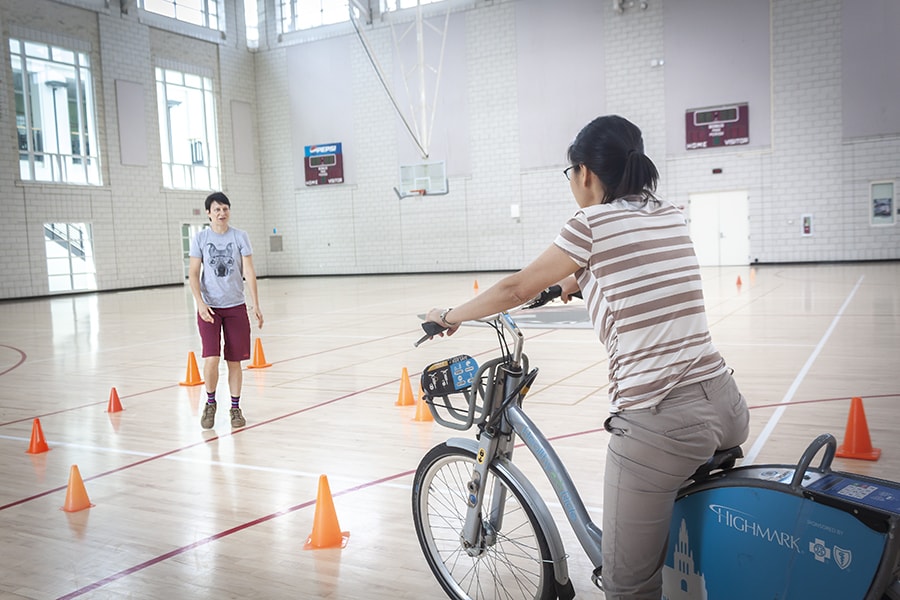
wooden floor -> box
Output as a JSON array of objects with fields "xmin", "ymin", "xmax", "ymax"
[{"xmin": 1, "ymin": 263, "xmax": 898, "ymax": 599}]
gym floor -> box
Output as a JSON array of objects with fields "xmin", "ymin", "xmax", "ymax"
[{"xmin": 1, "ymin": 263, "xmax": 898, "ymax": 599}]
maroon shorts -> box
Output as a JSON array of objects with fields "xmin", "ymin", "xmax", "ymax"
[{"xmin": 197, "ymin": 304, "xmax": 251, "ymax": 362}]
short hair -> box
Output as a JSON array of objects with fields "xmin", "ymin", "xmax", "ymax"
[{"xmin": 205, "ymin": 191, "xmax": 231, "ymax": 211}]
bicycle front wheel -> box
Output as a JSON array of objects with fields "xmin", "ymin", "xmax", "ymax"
[{"xmin": 412, "ymin": 443, "xmax": 555, "ymax": 600}]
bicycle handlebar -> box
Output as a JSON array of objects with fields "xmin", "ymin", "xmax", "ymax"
[{"xmin": 414, "ymin": 321, "xmax": 448, "ymax": 347}]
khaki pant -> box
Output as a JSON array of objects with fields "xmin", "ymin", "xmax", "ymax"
[{"xmin": 601, "ymin": 370, "xmax": 750, "ymax": 600}]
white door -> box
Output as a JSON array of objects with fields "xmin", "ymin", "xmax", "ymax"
[{"xmin": 688, "ymin": 191, "xmax": 749, "ymax": 266}]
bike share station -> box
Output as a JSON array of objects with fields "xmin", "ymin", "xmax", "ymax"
[{"xmin": 414, "ymin": 300, "xmax": 900, "ymax": 600}]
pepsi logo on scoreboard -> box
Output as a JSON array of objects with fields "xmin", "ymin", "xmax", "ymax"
[{"xmin": 305, "ymin": 142, "xmax": 344, "ymax": 185}]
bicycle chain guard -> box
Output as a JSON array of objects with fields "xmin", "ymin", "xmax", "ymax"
[{"xmin": 421, "ymin": 354, "xmax": 479, "ymax": 396}]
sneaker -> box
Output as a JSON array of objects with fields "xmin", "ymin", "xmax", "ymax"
[
  {"xmin": 230, "ymin": 407, "xmax": 246, "ymax": 428},
  {"xmin": 201, "ymin": 402, "xmax": 217, "ymax": 429}
]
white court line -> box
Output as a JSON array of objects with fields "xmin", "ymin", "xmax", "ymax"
[{"xmin": 743, "ymin": 275, "xmax": 864, "ymax": 464}]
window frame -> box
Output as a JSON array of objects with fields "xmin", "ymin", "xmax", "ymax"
[
  {"xmin": 11, "ymin": 38, "xmax": 103, "ymax": 186},
  {"xmin": 155, "ymin": 66, "xmax": 221, "ymax": 191},
  {"xmin": 139, "ymin": 0, "xmax": 223, "ymax": 32}
]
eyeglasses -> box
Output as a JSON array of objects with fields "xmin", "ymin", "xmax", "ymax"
[{"xmin": 563, "ymin": 165, "xmax": 577, "ymax": 181}]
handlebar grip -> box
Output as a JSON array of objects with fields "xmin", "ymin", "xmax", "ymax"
[
  {"xmin": 525, "ymin": 285, "xmax": 583, "ymax": 309},
  {"xmin": 414, "ymin": 320, "xmax": 449, "ymax": 347}
]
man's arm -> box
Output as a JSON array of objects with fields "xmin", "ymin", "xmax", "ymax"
[
  {"xmin": 188, "ymin": 256, "xmax": 214, "ymax": 323},
  {"xmin": 242, "ymin": 254, "xmax": 264, "ymax": 329}
]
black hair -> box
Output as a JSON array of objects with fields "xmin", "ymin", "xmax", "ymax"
[
  {"xmin": 205, "ymin": 191, "xmax": 231, "ymax": 211},
  {"xmin": 567, "ymin": 115, "xmax": 659, "ymax": 204}
]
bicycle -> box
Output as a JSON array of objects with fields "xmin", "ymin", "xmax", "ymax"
[{"xmin": 411, "ymin": 305, "xmax": 900, "ymax": 600}]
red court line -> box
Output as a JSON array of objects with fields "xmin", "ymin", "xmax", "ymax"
[
  {"xmin": 46, "ymin": 389, "xmax": 900, "ymax": 597},
  {"xmin": 0, "ymin": 344, "xmax": 26, "ymax": 377},
  {"xmin": 54, "ymin": 425, "xmax": 606, "ymax": 599},
  {"xmin": 0, "ymin": 328, "xmax": 417, "ymax": 427},
  {"xmin": 0, "ymin": 380, "xmax": 395, "ymax": 512}
]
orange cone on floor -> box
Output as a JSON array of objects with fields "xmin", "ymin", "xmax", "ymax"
[
  {"xmin": 473, "ymin": 279, "xmax": 479, "ymax": 293},
  {"xmin": 179, "ymin": 351, "xmax": 204, "ymax": 386},
  {"xmin": 106, "ymin": 387, "xmax": 123, "ymax": 413},
  {"xmin": 836, "ymin": 397, "xmax": 881, "ymax": 461},
  {"xmin": 247, "ymin": 338, "xmax": 272, "ymax": 369},
  {"xmin": 736, "ymin": 276, "xmax": 743, "ymax": 287},
  {"xmin": 26, "ymin": 418, "xmax": 50, "ymax": 454},
  {"xmin": 303, "ymin": 475, "xmax": 350, "ymax": 550},
  {"xmin": 414, "ymin": 383, "xmax": 434, "ymax": 422},
  {"xmin": 395, "ymin": 367, "xmax": 415, "ymax": 406},
  {"xmin": 61, "ymin": 465, "xmax": 94, "ymax": 512}
]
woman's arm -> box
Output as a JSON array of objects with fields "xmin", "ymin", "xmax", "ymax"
[{"xmin": 426, "ymin": 244, "xmax": 580, "ymax": 333}]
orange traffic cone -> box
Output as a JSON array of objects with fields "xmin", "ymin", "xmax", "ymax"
[
  {"xmin": 836, "ymin": 397, "xmax": 881, "ymax": 461},
  {"xmin": 736, "ymin": 276, "xmax": 743, "ymax": 287},
  {"xmin": 414, "ymin": 383, "xmax": 434, "ymax": 422},
  {"xmin": 61, "ymin": 465, "xmax": 94, "ymax": 512},
  {"xmin": 106, "ymin": 387, "xmax": 123, "ymax": 413},
  {"xmin": 179, "ymin": 351, "xmax": 204, "ymax": 386},
  {"xmin": 395, "ymin": 367, "xmax": 415, "ymax": 406},
  {"xmin": 26, "ymin": 418, "xmax": 50, "ymax": 454},
  {"xmin": 303, "ymin": 475, "xmax": 350, "ymax": 549},
  {"xmin": 473, "ymin": 280, "xmax": 479, "ymax": 293},
  {"xmin": 247, "ymin": 338, "xmax": 272, "ymax": 369}
]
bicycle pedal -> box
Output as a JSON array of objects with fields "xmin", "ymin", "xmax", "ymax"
[{"xmin": 590, "ymin": 566, "xmax": 604, "ymax": 591}]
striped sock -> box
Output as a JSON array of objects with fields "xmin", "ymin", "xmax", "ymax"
[
  {"xmin": 207, "ymin": 391, "xmax": 216, "ymax": 405},
  {"xmin": 231, "ymin": 396, "xmax": 240, "ymax": 409}
]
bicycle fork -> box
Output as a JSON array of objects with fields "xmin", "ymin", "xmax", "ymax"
[{"xmin": 459, "ymin": 428, "xmax": 512, "ymax": 556}]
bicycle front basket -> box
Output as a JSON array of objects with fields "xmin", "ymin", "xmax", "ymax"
[{"xmin": 420, "ymin": 354, "xmax": 482, "ymax": 429}]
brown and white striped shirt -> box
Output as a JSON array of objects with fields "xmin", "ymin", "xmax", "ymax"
[{"xmin": 554, "ymin": 196, "xmax": 726, "ymax": 411}]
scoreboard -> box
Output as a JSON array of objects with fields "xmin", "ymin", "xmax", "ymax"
[
  {"xmin": 304, "ymin": 143, "xmax": 344, "ymax": 186},
  {"xmin": 685, "ymin": 104, "xmax": 749, "ymax": 150}
]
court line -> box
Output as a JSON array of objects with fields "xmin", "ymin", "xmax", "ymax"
[
  {"xmin": 0, "ymin": 380, "xmax": 395, "ymax": 512},
  {"xmin": 0, "ymin": 344, "xmax": 26, "ymax": 376},
  {"xmin": 742, "ymin": 275, "xmax": 864, "ymax": 464},
  {"xmin": 0, "ymin": 328, "xmax": 418, "ymax": 427},
  {"xmin": 54, "ymin": 426, "xmax": 606, "ymax": 600}
]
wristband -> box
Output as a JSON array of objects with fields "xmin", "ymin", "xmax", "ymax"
[{"xmin": 439, "ymin": 308, "xmax": 457, "ymax": 327}]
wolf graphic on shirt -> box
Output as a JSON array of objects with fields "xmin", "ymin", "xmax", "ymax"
[{"xmin": 206, "ymin": 242, "xmax": 235, "ymax": 277}]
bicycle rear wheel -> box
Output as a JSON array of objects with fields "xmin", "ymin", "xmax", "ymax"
[{"xmin": 412, "ymin": 443, "xmax": 555, "ymax": 600}]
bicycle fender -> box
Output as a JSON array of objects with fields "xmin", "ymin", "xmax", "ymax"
[{"xmin": 443, "ymin": 437, "xmax": 574, "ymax": 597}]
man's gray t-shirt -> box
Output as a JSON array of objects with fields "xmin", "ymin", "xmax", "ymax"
[{"xmin": 189, "ymin": 227, "xmax": 253, "ymax": 309}]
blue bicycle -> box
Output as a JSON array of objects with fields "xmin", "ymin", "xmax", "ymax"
[{"xmin": 411, "ymin": 306, "xmax": 900, "ymax": 600}]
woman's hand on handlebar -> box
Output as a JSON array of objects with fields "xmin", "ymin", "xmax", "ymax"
[
  {"xmin": 425, "ymin": 308, "xmax": 461, "ymax": 336},
  {"xmin": 558, "ymin": 275, "xmax": 581, "ymax": 303}
]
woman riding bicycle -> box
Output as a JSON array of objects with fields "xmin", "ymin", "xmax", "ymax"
[{"xmin": 425, "ymin": 114, "xmax": 750, "ymax": 600}]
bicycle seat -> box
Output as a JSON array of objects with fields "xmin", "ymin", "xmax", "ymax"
[{"xmin": 689, "ymin": 446, "xmax": 743, "ymax": 481}]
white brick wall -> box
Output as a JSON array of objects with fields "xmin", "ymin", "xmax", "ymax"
[{"xmin": 0, "ymin": 0, "xmax": 897, "ymax": 300}]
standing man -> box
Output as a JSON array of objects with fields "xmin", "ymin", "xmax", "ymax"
[{"xmin": 188, "ymin": 191, "xmax": 264, "ymax": 429}]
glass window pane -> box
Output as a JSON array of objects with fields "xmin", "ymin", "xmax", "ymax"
[
  {"xmin": 24, "ymin": 42, "xmax": 49, "ymax": 59},
  {"xmin": 51, "ymin": 47, "xmax": 75, "ymax": 64},
  {"xmin": 184, "ymin": 73, "xmax": 203, "ymax": 89}
]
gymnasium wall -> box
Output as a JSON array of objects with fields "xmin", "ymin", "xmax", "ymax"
[{"xmin": 0, "ymin": 0, "xmax": 897, "ymax": 300}]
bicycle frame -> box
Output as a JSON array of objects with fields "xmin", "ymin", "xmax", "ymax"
[{"xmin": 451, "ymin": 313, "xmax": 601, "ymax": 588}]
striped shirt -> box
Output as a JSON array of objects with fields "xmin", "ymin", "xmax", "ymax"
[{"xmin": 554, "ymin": 196, "xmax": 726, "ymax": 411}]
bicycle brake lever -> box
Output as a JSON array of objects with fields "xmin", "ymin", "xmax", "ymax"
[
  {"xmin": 525, "ymin": 285, "xmax": 582, "ymax": 309},
  {"xmin": 414, "ymin": 321, "xmax": 448, "ymax": 347}
]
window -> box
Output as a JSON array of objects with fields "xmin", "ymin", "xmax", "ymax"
[
  {"xmin": 44, "ymin": 223, "xmax": 97, "ymax": 293},
  {"xmin": 140, "ymin": 0, "xmax": 221, "ymax": 30},
  {"xmin": 279, "ymin": 0, "xmax": 350, "ymax": 33},
  {"xmin": 382, "ymin": 0, "xmax": 442, "ymax": 10},
  {"xmin": 11, "ymin": 39, "xmax": 102, "ymax": 185},
  {"xmin": 244, "ymin": 0, "xmax": 259, "ymax": 49},
  {"xmin": 156, "ymin": 68, "xmax": 220, "ymax": 190}
]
